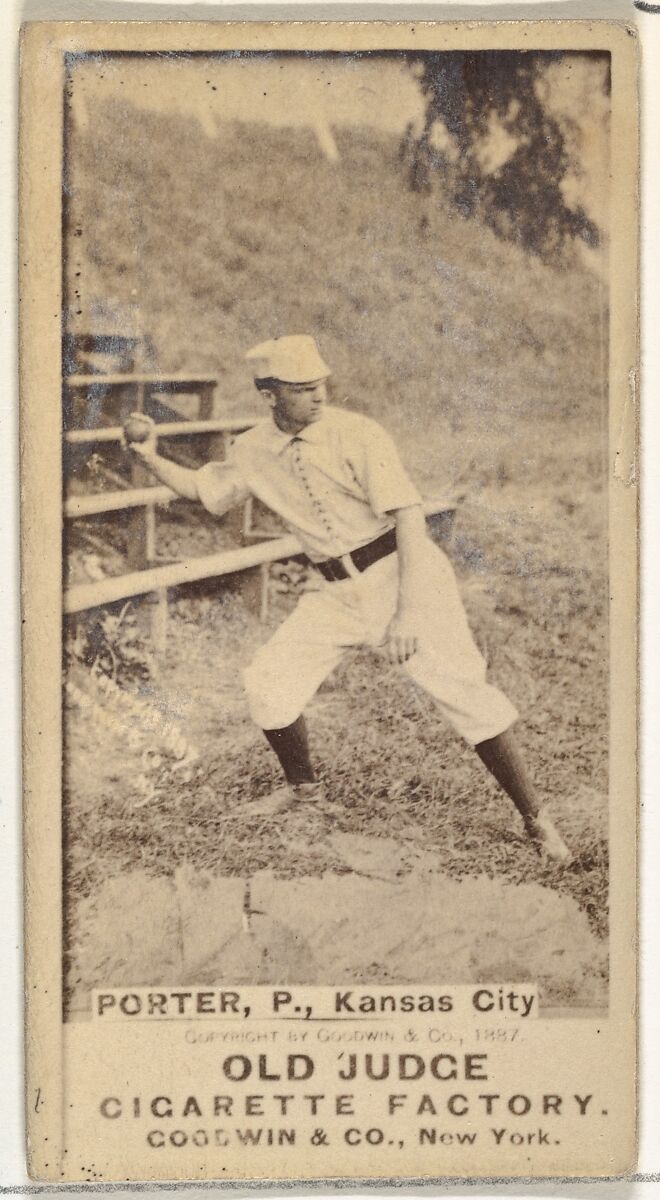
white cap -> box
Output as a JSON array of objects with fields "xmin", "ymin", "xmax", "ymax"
[{"xmin": 245, "ymin": 335, "xmax": 331, "ymax": 383}]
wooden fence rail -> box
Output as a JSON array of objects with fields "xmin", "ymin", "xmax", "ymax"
[
  {"xmin": 65, "ymin": 534, "xmax": 302, "ymax": 614},
  {"xmin": 66, "ymin": 485, "xmax": 176, "ymax": 518},
  {"xmin": 64, "ymin": 417, "xmax": 259, "ymax": 445}
]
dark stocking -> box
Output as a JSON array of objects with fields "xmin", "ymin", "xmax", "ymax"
[
  {"xmin": 263, "ymin": 715, "xmax": 316, "ymax": 784},
  {"xmin": 474, "ymin": 728, "xmax": 540, "ymax": 823}
]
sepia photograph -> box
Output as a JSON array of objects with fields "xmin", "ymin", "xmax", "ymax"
[
  {"xmin": 20, "ymin": 19, "xmax": 638, "ymax": 1180},
  {"xmin": 61, "ymin": 44, "xmax": 610, "ymax": 1016}
]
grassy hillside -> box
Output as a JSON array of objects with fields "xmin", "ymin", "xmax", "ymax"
[{"xmin": 66, "ymin": 100, "xmax": 606, "ymax": 493}]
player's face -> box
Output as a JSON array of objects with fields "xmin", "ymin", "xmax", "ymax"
[{"xmin": 270, "ymin": 379, "xmax": 328, "ymax": 432}]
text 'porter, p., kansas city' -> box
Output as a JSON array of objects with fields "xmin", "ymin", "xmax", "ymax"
[{"xmin": 93, "ymin": 985, "xmax": 538, "ymax": 1021}]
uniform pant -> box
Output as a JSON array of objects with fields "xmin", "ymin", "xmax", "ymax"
[{"xmin": 242, "ymin": 540, "xmax": 518, "ymax": 745}]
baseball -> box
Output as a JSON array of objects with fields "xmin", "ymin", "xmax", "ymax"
[{"xmin": 123, "ymin": 415, "xmax": 154, "ymax": 444}]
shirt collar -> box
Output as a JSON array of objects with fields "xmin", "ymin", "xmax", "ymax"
[{"xmin": 265, "ymin": 409, "xmax": 330, "ymax": 455}]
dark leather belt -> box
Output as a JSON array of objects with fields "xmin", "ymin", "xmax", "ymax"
[{"xmin": 314, "ymin": 527, "xmax": 397, "ymax": 582}]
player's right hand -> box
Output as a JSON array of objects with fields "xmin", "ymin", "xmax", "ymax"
[{"xmin": 122, "ymin": 412, "xmax": 157, "ymax": 458}]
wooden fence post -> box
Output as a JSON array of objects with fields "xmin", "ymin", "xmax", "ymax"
[
  {"xmin": 126, "ymin": 382, "xmax": 150, "ymax": 570},
  {"xmin": 124, "ymin": 381, "xmax": 165, "ymax": 656},
  {"xmin": 198, "ymin": 381, "xmax": 217, "ymax": 421},
  {"xmin": 150, "ymin": 587, "xmax": 169, "ymax": 659}
]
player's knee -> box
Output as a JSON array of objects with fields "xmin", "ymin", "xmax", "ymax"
[
  {"xmin": 242, "ymin": 649, "xmax": 271, "ymax": 709},
  {"xmin": 242, "ymin": 650, "xmax": 302, "ymax": 729}
]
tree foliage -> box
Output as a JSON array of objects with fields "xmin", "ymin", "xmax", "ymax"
[{"xmin": 404, "ymin": 51, "xmax": 605, "ymax": 258}]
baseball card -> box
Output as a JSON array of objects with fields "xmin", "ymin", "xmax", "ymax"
[{"xmin": 20, "ymin": 17, "xmax": 638, "ymax": 1182}]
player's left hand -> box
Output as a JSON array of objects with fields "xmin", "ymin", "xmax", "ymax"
[{"xmin": 384, "ymin": 610, "xmax": 419, "ymax": 665}]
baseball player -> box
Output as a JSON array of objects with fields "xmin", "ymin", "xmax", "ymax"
[{"xmin": 124, "ymin": 335, "xmax": 570, "ymax": 862}]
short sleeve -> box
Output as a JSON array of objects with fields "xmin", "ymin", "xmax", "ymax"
[
  {"xmin": 196, "ymin": 459, "xmax": 250, "ymax": 517},
  {"xmin": 352, "ymin": 419, "xmax": 422, "ymax": 516}
]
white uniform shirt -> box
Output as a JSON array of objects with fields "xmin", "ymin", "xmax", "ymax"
[{"xmin": 196, "ymin": 405, "xmax": 422, "ymax": 562}]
